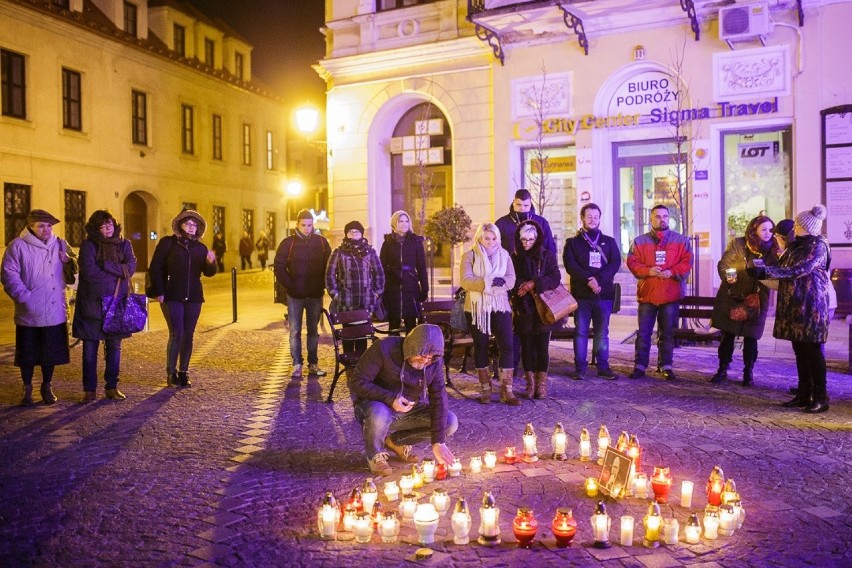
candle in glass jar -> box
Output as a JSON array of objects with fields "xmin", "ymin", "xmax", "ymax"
[
  {"xmin": 413, "ymin": 503, "xmax": 440, "ymax": 545},
  {"xmin": 703, "ymin": 511, "xmax": 719, "ymax": 540},
  {"xmin": 719, "ymin": 504, "xmax": 736, "ymax": 536},
  {"xmin": 422, "ymin": 459, "xmax": 436, "ymax": 483},
  {"xmin": 383, "ymin": 480, "xmax": 399, "ymax": 501},
  {"xmin": 597, "ymin": 424, "xmax": 610, "ymax": 465},
  {"xmin": 353, "ymin": 511, "xmax": 373, "ymax": 544},
  {"xmin": 400, "ymin": 493, "xmax": 418, "ymax": 520},
  {"xmin": 620, "ymin": 515, "xmax": 634, "ymax": 546},
  {"xmin": 684, "ymin": 514, "xmax": 701, "ymax": 544},
  {"xmin": 342, "ymin": 505, "xmax": 358, "ymax": 532},
  {"xmin": 435, "ymin": 462, "xmax": 447, "ymax": 480},
  {"xmin": 663, "ymin": 518, "xmax": 679, "ymax": 544},
  {"xmin": 448, "ymin": 458, "xmax": 463, "ymax": 477},
  {"xmin": 318, "ymin": 505, "xmax": 338, "ymax": 540},
  {"xmin": 451, "ymin": 497, "xmax": 472, "ymax": 545},
  {"xmin": 399, "ymin": 474, "xmax": 414, "ymax": 495},
  {"xmin": 633, "ymin": 472, "xmax": 649, "ymax": 499},
  {"xmin": 469, "ymin": 455, "xmax": 483, "ymax": 473},
  {"xmin": 504, "ymin": 446, "xmax": 517, "ymax": 464},
  {"xmin": 379, "ymin": 512, "xmax": 400, "ymax": 543},
  {"xmin": 590, "ymin": 502, "xmax": 611, "ymax": 548},
  {"xmin": 430, "ymin": 488, "xmax": 450, "ymax": 516},
  {"xmin": 681, "ymin": 480, "xmax": 694, "ymax": 508},
  {"xmin": 484, "ymin": 450, "xmax": 497, "ymax": 469},
  {"xmin": 579, "ymin": 427, "xmax": 591, "ymax": 462},
  {"xmin": 585, "ymin": 477, "xmax": 599, "ymax": 497},
  {"xmin": 361, "ymin": 478, "xmax": 378, "ymax": 516}
]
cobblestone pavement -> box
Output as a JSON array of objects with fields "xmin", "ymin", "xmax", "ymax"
[{"xmin": 0, "ymin": 271, "xmax": 850, "ymax": 567}]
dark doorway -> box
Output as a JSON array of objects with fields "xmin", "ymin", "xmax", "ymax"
[{"xmin": 124, "ymin": 192, "xmax": 148, "ymax": 271}]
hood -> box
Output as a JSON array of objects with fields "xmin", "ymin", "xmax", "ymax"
[
  {"xmin": 402, "ymin": 324, "xmax": 444, "ymax": 359},
  {"xmin": 513, "ymin": 219, "xmax": 544, "ymax": 257},
  {"xmin": 171, "ymin": 209, "xmax": 207, "ymax": 240}
]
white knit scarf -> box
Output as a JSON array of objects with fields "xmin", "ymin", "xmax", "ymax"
[{"xmin": 468, "ymin": 243, "xmax": 511, "ymax": 335}]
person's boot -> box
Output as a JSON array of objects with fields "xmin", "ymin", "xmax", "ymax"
[
  {"xmin": 499, "ymin": 368, "xmax": 520, "ymax": 406},
  {"xmin": 105, "ymin": 388, "xmax": 126, "ymax": 400},
  {"xmin": 81, "ymin": 391, "xmax": 96, "ymax": 404},
  {"xmin": 20, "ymin": 384, "xmax": 33, "ymax": 406},
  {"xmin": 476, "ymin": 367, "xmax": 492, "ymax": 404},
  {"xmin": 177, "ymin": 371, "xmax": 191, "ymax": 388},
  {"xmin": 742, "ymin": 364, "xmax": 754, "ymax": 387},
  {"xmin": 167, "ymin": 372, "xmax": 180, "ymax": 388},
  {"xmin": 709, "ymin": 363, "xmax": 729, "ymax": 384},
  {"xmin": 40, "ymin": 383, "xmax": 57, "ymax": 405},
  {"xmin": 523, "ymin": 371, "xmax": 535, "ymax": 399},
  {"xmin": 534, "ymin": 371, "xmax": 548, "ymax": 399}
]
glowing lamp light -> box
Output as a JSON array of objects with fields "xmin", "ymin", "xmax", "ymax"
[
  {"xmin": 430, "ymin": 488, "xmax": 450, "ymax": 516},
  {"xmin": 422, "ymin": 458, "xmax": 436, "ymax": 483},
  {"xmin": 383, "ymin": 480, "xmax": 400, "ymax": 502},
  {"xmin": 512, "ymin": 507, "xmax": 538, "ymax": 548},
  {"xmin": 361, "ymin": 478, "xmax": 378, "ymax": 517},
  {"xmin": 730, "ymin": 498, "xmax": 745, "ymax": 529},
  {"xmin": 721, "ymin": 478, "xmax": 738, "ymax": 505},
  {"xmin": 413, "ymin": 503, "xmax": 440, "ymax": 545},
  {"xmin": 706, "ymin": 465, "xmax": 725, "ymax": 507},
  {"xmin": 504, "ymin": 446, "xmax": 518, "ymax": 464},
  {"xmin": 590, "ymin": 501, "xmax": 611, "ymax": 548},
  {"xmin": 551, "ymin": 507, "xmax": 578, "ymax": 548},
  {"xmin": 597, "ymin": 424, "xmax": 611, "ymax": 465},
  {"xmin": 295, "ymin": 105, "xmax": 320, "ymax": 136},
  {"xmin": 680, "ymin": 480, "xmax": 694, "ymax": 508},
  {"xmin": 478, "ymin": 491, "xmax": 501, "ymax": 546},
  {"xmin": 348, "ymin": 487, "xmax": 363, "ymax": 512},
  {"xmin": 616, "ymin": 431, "xmax": 630, "ymax": 453},
  {"xmin": 579, "ymin": 427, "xmax": 592, "ymax": 462},
  {"xmin": 633, "ymin": 472, "xmax": 649, "ymax": 499},
  {"xmin": 469, "ymin": 455, "xmax": 483, "ymax": 474},
  {"xmin": 551, "ymin": 422, "xmax": 568, "ymax": 460},
  {"xmin": 522, "ymin": 423, "xmax": 538, "ymax": 462},
  {"xmin": 353, "ymin": 511, "xmax": 373, "ymax": 544},
  {"xmin": 642, "ymin": 502, "xmax": 662, "ymax": 548},
  {"xmin": 703, "ymin": 509, "xmax": 720, "ymax": 540},
  {"xmin": 411, "ymin": 464, "xmax": 424, "ymax": 489},
  {"xmin": 399, "ymin": 474, "xmax": 415, "ymax": 495},
  {"xmin": 484, "ymin": 450, "xmax": 498, "ymax": 469},
  {"xmin": 663, "ymin": 518, "xmax": 680, "ymax": 545},
  {"xmin": 451, "ymin": 497, "xmax": 472, "ymax": 545},
  {"xmin": 379, "ymin": 512, "xmax": 400, "ymax": 543},
  {"xmin": 620, "ymin": 515, "xmax": 634, "ymax": 547},
  {"xmin": 685, "ymin": 513, "xmax": 702, "ymax": 544},
  {"xmin": 448, "ymin": 458, "xmax": 463, "ymax": 477},
  {"xmin": 342, "ymin": 504, "xmax": 358, "ymax": 532},
  {"xmin": 435, "ymin": 462, "xmax": 447, "ymax": 480},
  {"xmin": 585, "ymin": 477, "xmax": 599, "ymax": 497},
  {"xmin": 400, "ymin": 493, "xmax": 418, "ymax": 521},
  {"xmin": 719, "ymin": 504, "xmax": 736, "ymax": 537},
  {"xmin": 317, "ymin": 491, "xmax": 339, "ymax": 540},
  {"xmin": 651, "ymin": 466, "xmax": 673, "ymax": 504},
  {"xmin": 370, "ymin": 501, "xmax": 383, "ymax": 529},
  {"xmin": 628, "ymin": 434, "xmax": 642, "ymax": 471}
]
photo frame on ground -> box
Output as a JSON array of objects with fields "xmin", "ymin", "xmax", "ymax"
[{"xmin": 599, "ymin": 447, "xmax": 633, "ymax": 498}]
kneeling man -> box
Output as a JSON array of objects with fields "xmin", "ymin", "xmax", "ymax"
[{"xmin": 349, "ymin": 324, "xmax": 458, "ymax": 476}]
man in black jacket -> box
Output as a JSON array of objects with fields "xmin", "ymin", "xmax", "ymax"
[
  {"xmin": 563, "ymin": 203, "xmax": 622, "ymax": 379},
  {"xmin": 274, "ymin": 209, "xmax": 330, "ymax": 377}
]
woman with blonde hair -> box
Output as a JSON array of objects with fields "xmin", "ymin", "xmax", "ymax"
[
  {"xmin": 459, "ymin": 223, "xmax": 517, "ymax": 405},
  {"xmin": 380, "ymin": 210, "xmax": 428, "ymax": 334}
]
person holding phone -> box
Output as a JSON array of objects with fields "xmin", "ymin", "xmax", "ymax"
[{"xmin": 349, "ymin": 324, "xmax": 458, "ymax": 476}]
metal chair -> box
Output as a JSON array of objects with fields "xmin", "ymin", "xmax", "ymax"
[{"xmin": 322, "ymin": 308, "xmax": 381, "ymax": 403}]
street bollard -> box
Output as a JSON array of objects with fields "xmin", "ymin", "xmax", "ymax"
[{"xmin": 231, "ymin": 267, "xmax": 238, "ymax": 323}]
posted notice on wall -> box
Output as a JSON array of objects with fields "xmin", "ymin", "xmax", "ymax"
[{"xmin": 826, "ymin": 181, "xmax": 852, "ymax": 246}]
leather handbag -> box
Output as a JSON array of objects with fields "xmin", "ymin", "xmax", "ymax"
[
  {"xmin": 102, "ymin": 269, "xmax": 148, "ymax": 335},
  {"xmin": 729, "ymin": 292, "xmax": 760, "ymax": 322},
  {"xmin": 533, "ymin": 284, "xmax": 579, "ymax": 325},
  {"xmin": 373, "ymin": 295, "xmax": 388, "ymax": 322},
  {"xmin": 450, "ymin": 288, "xmax": 468, "ymax": 332}
]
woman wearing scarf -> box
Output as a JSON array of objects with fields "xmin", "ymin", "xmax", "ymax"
[
  {"xmin": 147, "ymin": 209, "xmax": 217, "ymax": 388},
  {"xmin": 380, "ymin": 210, "xmax": 428, "ymax": 334},
  {"xmin": 72, "ymin": 210, "xmax": 137, "ymax": 402},
  {"xmin": 459, "ymin": 223, "xmax": 517, "ymax": 405},
  {"xmin": 709, "ymin": 215, "xmax": 779, "ymax": 387},
  {"xmin": 326, "ymin": 220, "xmax": 385, "ymax": 352}
]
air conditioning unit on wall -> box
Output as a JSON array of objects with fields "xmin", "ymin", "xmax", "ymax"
[{"xmin": 719, "ymin": 1, "xmax": 773, "ymax": 41}]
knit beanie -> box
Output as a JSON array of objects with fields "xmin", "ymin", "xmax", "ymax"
[
  {"xmin": 344, "ymin": 220, "xmax": 365, "ymax": 234},
  {"xmin": 794, "ymin": 204, "xmax": 827, "ymax": 236},
  {"xmin": 390, "ymin": 210, "xmax": 411, "ymax": 232},
  {"xmin": 402, "ymin": 324, "xmax": 445, "ymax": 360}
]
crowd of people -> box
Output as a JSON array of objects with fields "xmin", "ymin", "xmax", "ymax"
[{"xmin": 0, "ymin": 198, "xmax": 836, "ymax": 476}]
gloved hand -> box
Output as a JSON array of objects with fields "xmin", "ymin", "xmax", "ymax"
[
  {"xmin": 491, "ymin": 277, "xmax": 506, "ymax": 288},
  {"xmin": 745, "ymin": 260, "xmax": 766, "ymax": 279}
]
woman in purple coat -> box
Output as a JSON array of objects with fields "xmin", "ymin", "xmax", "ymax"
[{"xmin": 72, "ymin": 210, "xmax": 137, "ymax": 402}]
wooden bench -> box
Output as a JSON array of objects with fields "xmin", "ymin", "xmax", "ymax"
[{"xmin": 673, "ymin": 295, "xmax": 721, "ymax": 346}]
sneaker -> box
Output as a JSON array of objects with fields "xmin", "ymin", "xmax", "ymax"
[
  {"xmin": 369, "ymin": 452, "xmax": 393, "ymax": 476},
  {"xmin": 662, "ymin": 369, "xmax": 677, "ymax": 381},
  {"xmin": 597, "ymin": 369, "xmax": 618, "ymax": 380},
  {"xmin": 308, "ymin": 364, "xmax": 326, "ymax": 377},
  {"xmin": 292, "ymin": 364, "xmax": 303, "ymax": 377},
  {"xmin": 384, "ymin": 436, "xmax": 420, "ymax": 463},
  {"xmin": 105, "ymin": 388, "xmax": 127, "ymax": 400},
  {"xmin": 572, "ymin": 368, "xmax": 586, "ymax": 380},
  {"xmin": 628, "ymin": 369, "xmax": 645, "ymax": 380}
]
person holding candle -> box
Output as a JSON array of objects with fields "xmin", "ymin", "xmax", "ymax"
[
  {"xmin": 460, "ymin": 223, "xmax": 517, "ymax": 405},
  {"xmin": 349, "ymin": 323, "xmax": 458, "ymax": 476},
  {"xmin": 709, "ymin": 215, "xmax": 779, "ymax": 387},
  {"xmin": 511, "ymin": 220, "xmax": 564, "ymax": 399}
]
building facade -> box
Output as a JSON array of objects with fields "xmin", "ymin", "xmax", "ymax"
[
  {"xmin": 0, "ymin": 0, "xmax": 288, "ymax": 270},
  {"xmin": 316, "ymin": 0, "xmax": 851, "ymax": 296}
]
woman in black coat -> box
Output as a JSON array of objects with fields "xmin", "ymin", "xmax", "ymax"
[
  {"xmin": 72, "ymin": 210, "xmax": 137, "ymax": 402},
  {"xmin": 709, "ymin": 215, "xmax": 779, "ymax": 387},
  {"xmin": 379, "ymin": 210, "xmax": 428, "ymax": 334},
  {"xmin": 511, "ymin": 220, "xmax": 563, "ymax": 399},
  {"xmin": 147, "ymin": 209, "xmax": 217, "ymax": 387}
]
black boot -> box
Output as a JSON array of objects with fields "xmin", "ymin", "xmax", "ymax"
[
  {"xmin": 40, "ymin": 383, "xmax": 57, "ymax": 405},
  {"xmin": 782, "ymin": 395, "xmax": 811, "ymax": 408},
  {"xmin": 177, "ymin": 371, "xmax": 191, "ymax": 388},
  {"xmin": 710, "ymin": 363, "xmax": 729, "ymax": 384},
  {"xmin": 742, "ymin": 342, "xmax": 757, "ymax": 387},
  {"xmin": 167, "ymin": 372, "xmax": 180, "ymax": 388},
  {"xmin": 742, "ymin": 367, "xmax": 754, "ymax": 387}
]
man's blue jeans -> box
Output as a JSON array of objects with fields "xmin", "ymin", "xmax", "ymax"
[
  {"xmin": 287, "ymin": 296, "xmax": 323, "ymax": 365},
  {"xmin": 573, "ymin": 298, "xmax": 613, "ymax": 372},
  {"xmin": 634, "ymin": 301, "xmax": 679, "ymax": 371},
  {"xmin": 354, "ymin": 400, "xmax": 458, "ymax": 461}
]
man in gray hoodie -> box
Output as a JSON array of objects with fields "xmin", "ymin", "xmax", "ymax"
[{"xmin": 349, "ymin": 324, "xmax": 458, "ymax": 476}]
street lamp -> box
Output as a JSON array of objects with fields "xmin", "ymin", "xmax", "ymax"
[
  {"xmin": 295, "ymin": 104, "xmax": 329, "ymax": 155},
  {"xmin": 284, "ymin": 180, "xmax": 303, "ymax": 236}
]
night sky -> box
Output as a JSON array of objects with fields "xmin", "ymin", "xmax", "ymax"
[{"xmin": 185, "ymin": 0, "xmax": 326, "ymax": 110}]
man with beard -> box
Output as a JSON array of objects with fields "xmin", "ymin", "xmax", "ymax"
[{"xmin": 626, "ymin": 204, "xmax": 693, "ymax": 380}]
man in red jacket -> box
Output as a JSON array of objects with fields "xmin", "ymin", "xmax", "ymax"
[{"xmin": 626, "ymin": 205, "xmax": 693, "ymax": 380}]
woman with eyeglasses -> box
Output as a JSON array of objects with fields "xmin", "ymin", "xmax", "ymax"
[
  {"xmin": 72, "ymin": 210, "xmax": 137, "ymax": 402},
  {"xmin": 147, "ymin": 209, "xmax": 217, "ymax": 388}
]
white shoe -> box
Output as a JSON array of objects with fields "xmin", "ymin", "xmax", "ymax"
[
  {"xmin": 292, "ymin": 364, "xmax": 303, "ymax": 376},
  {"xmin": 308, "ymin": 364, "xmax": 326, "ymax": 377}
]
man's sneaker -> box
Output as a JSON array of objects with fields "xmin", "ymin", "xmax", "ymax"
[
  {"xmin": 384, "ymin": 436, "xmax": 420, "ymax": 463},
  {"xmin": 628, "ymin": 369, "xmax": 645, "ymax": 380},
  {"xmin": 291, "ymin": 364, "xmax": 303, "ymax": 377},
  {"xmin": 662, "ymin": 369, "xmax": 677, "ymax": 381},
  {"xmin": 572, "ymin": 369, "xmax": 586, "ymax": 380},
  {"xmin": 369, "ymin": 452, "xmax": 393, "ymax": 476},
  {"xmin": 597, "ymin": 369, "xmax": 618, "ymax": 380},
  {"xmin": 308, "ymin": 364, "xmax": 326, "ymax": 377}
]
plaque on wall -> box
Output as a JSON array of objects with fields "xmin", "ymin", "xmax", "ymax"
[{"xmin": 821, "ymin": 105, "xmax": 852, "ymax": 247}]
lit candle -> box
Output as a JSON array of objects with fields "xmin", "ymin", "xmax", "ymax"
[
  {"xmin": 730, "ymin": 498, "xmax": 745, "ymax": 529},
  {"xmin": 585, "ymin": 477, "xmax": 599, "ymax": 497},
  {"xmin": 579, "ymin": 427, "xmax": 591, "ymax": 462},
  {"xmin": 317, "ymin": 491, "xmax": 339, "ymax": 540},
  {"xmin": 685, "ymin": 513, "xmax": 701, "ymax": 544},
  {"xmin": 721, "ymin": 478, "xmax": 738, "ymax": 505},
  {"xmin": 478, "ymin": 491, "xmax": 501, "ymax": 546},
  {"xmin": 551, "ymin": 507, "xmax": 577, "ymax": 548},
  {"xmin": 706, "ymin": 465, "xmax": 725, "ymax": 507},
  {"xmin": 413, "ymin": 503, "xmax": 440, "ymax": 545},
  {"xmin": 703, "ymin": 510, "xmax": 720, "ymax": 540},
  {"xmin": 399, "ymin": 474, "xmax": 414, "ymax": 495},
  {"xmin": 620, "ymin": 515, "xmax": 634, "ymax": 547},
  {"xmin": 616, "ymin": 431, "xmax": 629, "ymax": 452},
  {"xmin": 628, "ymin": 434, "xmax": 642, "ymax": 471},
  {"xmin": 411, "ymin": 464, "xmax": 424, "ymax": 489},
  {"xmin": 370, "ymin": 501, "xmax": 383, "ymax": 529},
  {"xmin": 651, "ymin": 466, "xmax": 672, "ymax": 504},
  {"xmin": 422, "ymin": 459, "xmax": 436, "ymax": 483},
  {"xmin": 504, "ymin": 446, "xmax": 517, "ymax": 464},
  {"xmin": 399, "ymin": 493, "xmax": 418, "ymax": 521},
  {"xmin": 680, "ymin": 480, "xmax": 694, "ymax": 508},
  {"xmin": 484, "ymin": 450, "xmax": 497, "ymax": 469},
  {"xmin": 469, "ymin": 455, "xmax": 482, "ymax": 473},
  {"xmin": 552, "ymin": 422, "xmax": 568, "ymax": 460},
  {"xmin": 451, "ymin": 497, "xmax": 472, "ymax": 545},
  {"xmin": 448, "ymin": 458, "xmax": 463, "ymax": 477},
  {"xmin": 430, "ymin": 488, "xmax": 450, "ymax": 516},
  {"xmin": 348, "ymin": 487, "xmax": 363, "ymax": 512},
  {"xmin": 597, "ymin": 424, "xmax": 610, "ymax": 465},
  {"xmin": 435, "ymin": 462, "xmax": 447, "ymax": 480},
  {"xmin": 512, "ymin": 507, "xmax": 538, "ymax": 548},
  {"xmin": 523, "ymin": 423, "xmax": 538, "ymax": 463},
  {"xmin": 590, "ymin": 501, "xmax": 611, "ymax": 548},
  {"xmin": 342, "ymin": 505, "xmax": 358, "ymax": 532},
  {"xmin": 383, "ymin": 480, "xmax": 399, "ymax": 502},
  {"xmin": 642, "ymin": 502, "xmax": 662, "ymax": 548},
  {"xmin": 379, "ymin": 512, "xmax": 400, "ymax": 543},
  {"xmin": 633, "ymin": 472, "xmax": 649, "ymax": 499},
  {"xmin": 361, "ymin": 478, "xmax": 378, "ymax": 517},
  {"xmin": 719, "ymin": 504, "xmax": 736, "ymax": 536},
  {"xmin": 353, "ymin": 511, "xmax": 373, "ymax": 544},
  {"xmin": 663, "ymin": 518, "xmax": 679, "ymax": 545}
]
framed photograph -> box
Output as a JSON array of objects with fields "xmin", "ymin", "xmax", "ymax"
[{"xmin": 599, "ymin": 447, "xmax": 633, "ymax": 498}]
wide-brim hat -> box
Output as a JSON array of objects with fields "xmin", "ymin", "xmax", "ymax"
[{"xmin": 27, "ymin": 209, "xmax": 60, "ymax": 226}]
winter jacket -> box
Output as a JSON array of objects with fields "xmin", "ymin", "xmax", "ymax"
[
  {"xmin": 147, "ymin": 235, "xmax": 217, "ymax": 302},
  {"xmin": 764, "ymin": 235, "xmax": 831, "ymax": 343},
  {"xmin": 563, "ymin": 229, "xmax": 622, "ymax": 301},
  {"xmin": 459, "ymin": 247, "xmax": 516, "ymax": 312},
  {"xmin": 1, "ymin": 228, "xmax": 69, "ymax": 327},
  {"xmin": 72, "ymin": 236, "xmax": 137, "ymax": 340},
  {"xmin": 273, "ymin": 232, "xmax": 331, "ymax": 299},
  {"xmin": 380, "ymin": 232, "xmax": 428, "ymax": 319},
  {"xmin": 511, "ymin": 227, "xmax": 564, "ymax": 333},
  {"xmin": 626, "ymin": 229, "xmax": 693, "ymax": 305},
  {"xmin": 325, "ymin": 243, "xmax": 385, "ymax": 314},
  {"xmin": 239, "ymin": 237, "xmax": 254, "ymax": 257},
  {"xmin": 495, "ymin": 204, "xmax": 557, "ymax": 256},
  {"xmin": 710, "ymin": 238, "xmax": 776, "ymax": 339},
  {"xmin": 255, "ymin": 236, "xmax": 270, "ymax": 262},
  {"xmin": 348, "ymin": 325, "xmax": 450, "ymax": 444}
]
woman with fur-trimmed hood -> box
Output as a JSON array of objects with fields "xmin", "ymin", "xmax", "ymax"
[{"xmin": 147, "ymin": 209, "xmax": 217, "ymax": 388}]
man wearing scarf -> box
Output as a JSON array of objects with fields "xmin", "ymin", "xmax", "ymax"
[{"xmin": 626, "ymin": 204, "xmax": 693, "ymax": 381}]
